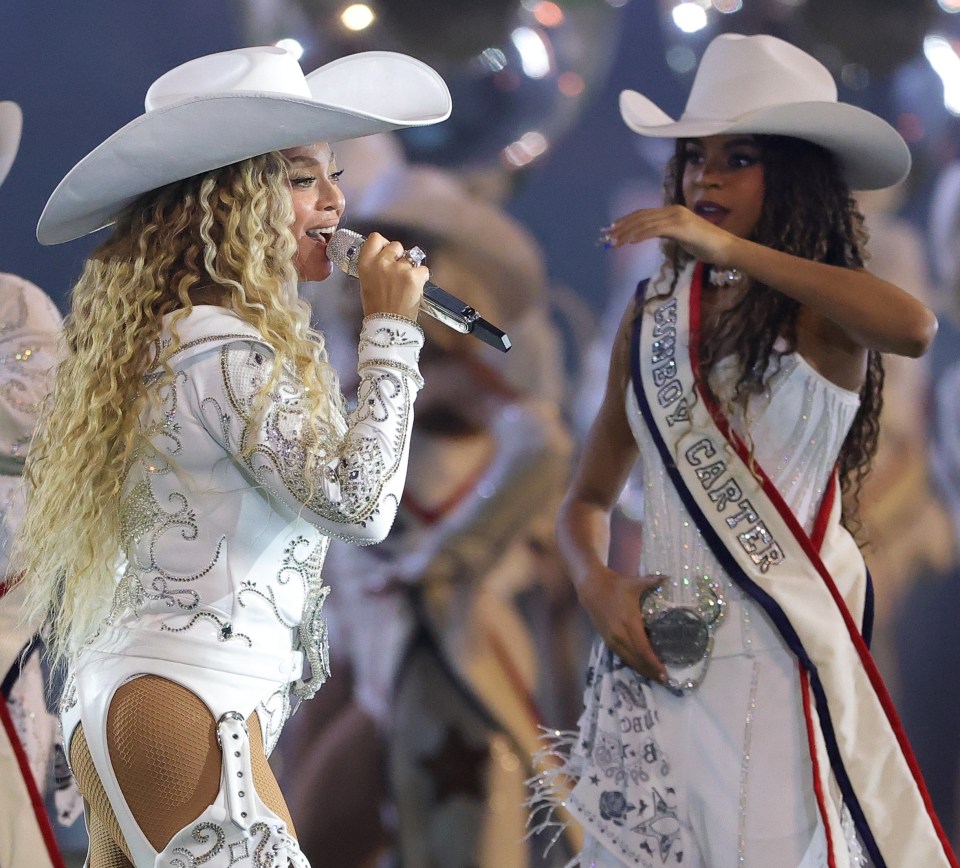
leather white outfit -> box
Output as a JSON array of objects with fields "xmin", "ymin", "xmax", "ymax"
[{"xmin": 60, "ymin": 305, "xmax": 424, "ymax": 866}]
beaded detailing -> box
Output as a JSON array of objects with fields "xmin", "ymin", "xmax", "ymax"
[
  {"xmin": 160, "ymin": 820, "xmax": 311, "ymax": 866},
  {"xmin": 360, "ymin": 312, "xmax": 424, "ymax": 342},
  {"xmin": 220, "ymin": 341, "xmax": 414, "ymax": 535},
  {"xmin": 113, "ymin": 368, "xmax": 226, "ymax": 625},
  {"xmin": 841, "ymin": 804, "xmax": 869, "ymax": 867},
  {"xmin": 358, "ymin": 318, "xmax": 424, "ymax": 388},
  {"xmin": 257, "ymin": 686, "xmax": 291, "ymax": 757},
  {"xmin": 736, "ymin": 658, "xmax": 761, "ymax": 864},
  {"xmin": 114, "ymin": 474, "xmax": 224, "ymax": 618},
  {"xmin": 238, "ymin": 532, "xmax": 332, "ymax": 703}
]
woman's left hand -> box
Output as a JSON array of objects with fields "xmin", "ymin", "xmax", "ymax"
[{"xmin": 602, "ymin": 204, "xmax": 735, "ymax": 266}]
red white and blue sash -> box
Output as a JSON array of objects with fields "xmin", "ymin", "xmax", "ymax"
[{"xmin": 631, "ymin": 262, "xmax": 956, "ymax": 868}]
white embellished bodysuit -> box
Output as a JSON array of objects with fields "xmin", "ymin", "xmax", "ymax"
[
  {"xmin": 562, "ymin": 351, "xmax": 863, "ymax": 868},
  {"xmin": 60, "ymin": 305, "xmax": 424, "ymax": 866}
]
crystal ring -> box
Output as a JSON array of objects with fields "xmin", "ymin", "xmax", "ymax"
[{"xmin": 402, "ymin": 245, "xmax": 426, "ymax": 267}]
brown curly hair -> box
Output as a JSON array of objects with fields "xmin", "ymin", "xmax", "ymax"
[{"xmin": 657, "ymin": 134, "xmax": 883, "ymax": 531}]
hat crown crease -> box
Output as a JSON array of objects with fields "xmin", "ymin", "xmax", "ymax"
[
  {"xmin": 683, "ymin": 39, "xmax": 838, "ymax": 122},
  {"xmin": 145, "ymin": 47, "xmax": 311, "ymax": 112}
]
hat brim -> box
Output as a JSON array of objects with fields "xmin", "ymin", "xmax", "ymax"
[
  {"xmin": 620, "ymin": 91, "xmax": 910, "ymax": 191},
  {"xmin": 0, "ymin": 102, "xmax": 23, "ymax": 189},
  {"xmin": 38, "ymin": 52, "xmax": 451, "ymax": 245}
]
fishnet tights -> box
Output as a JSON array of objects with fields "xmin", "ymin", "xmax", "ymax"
[{"xmin": 70, "ymin": 675, "xmax": 296, "ymax": 866}]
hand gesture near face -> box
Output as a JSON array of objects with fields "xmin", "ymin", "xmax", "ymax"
[
  {"xmin": 602, "ymin": 204, "xmax": 738, "ymax": 267},
  {"xmin": 601, "ymin": 134, "xmax": 766, "ymax": 267},
  {"xmin": 356, "ymin": 231, "xmax": 428, "ymax": 322}
]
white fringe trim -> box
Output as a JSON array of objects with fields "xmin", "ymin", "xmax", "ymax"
[{"xmin": 525, "ymin": 726, "xmax": 584, "ymax": 867}]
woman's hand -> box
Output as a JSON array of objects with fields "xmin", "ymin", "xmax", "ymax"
[
  {"xmin": 603, "ymin": 204, "xmax": 736, "ymax": 267},
  {"xmin": 577, "ymin": 565, "xmax": 667, "ymax": 682},
  {"xmin": 356, "ymin": 231, "xmax": 427, "ymax": 322}
]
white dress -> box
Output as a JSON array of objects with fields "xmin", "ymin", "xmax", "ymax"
[
  {"xmin": 565, "ymin": 351, "xmax": 862, "ymax": 868},
  {"xmin": 61, "ymin": 305, "xmax": 424, "ymax": 867}
]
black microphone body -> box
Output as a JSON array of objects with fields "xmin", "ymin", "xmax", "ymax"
[{"xmin": 325, "ymin": 228, "xmax": 511, "ymax": 353}]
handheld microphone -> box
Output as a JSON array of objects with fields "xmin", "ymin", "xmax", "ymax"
[{"xmin": 326, "ymin": 228, "xmax": 511, "ymax": 353}]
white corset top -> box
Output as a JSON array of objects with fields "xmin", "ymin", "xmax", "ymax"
[{"xmin": 626, "ymin": 350, "xmax": 861, "ymax": 656}]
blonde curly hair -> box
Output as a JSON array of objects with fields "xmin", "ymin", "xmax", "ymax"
[{"xmin": 15, "ymin": 151, "xmax": 346, "ymax": 666}]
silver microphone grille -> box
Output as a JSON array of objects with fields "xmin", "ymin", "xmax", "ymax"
[{"xmin": 326, "ymin": 228, "xmax": 365, "ymax": 278}]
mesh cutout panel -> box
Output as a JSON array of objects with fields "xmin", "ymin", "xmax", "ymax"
[
  {"xmin": 73, "ymin": 674, "xmax": 296, "ymax": 860},
  {"xmin": 107, "ymin": 676, "xmax": 222, "ymax": 851},
  {"xmin": 71, "ymin": 726, "xmax": 134, "ymax": 867}
]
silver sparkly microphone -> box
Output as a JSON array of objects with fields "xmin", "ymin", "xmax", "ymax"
[{"xmin": 326, "ymin": 228, "xmax": 511, "ymax": 353}]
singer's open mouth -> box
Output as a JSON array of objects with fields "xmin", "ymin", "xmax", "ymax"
[{"xmin": 305, "ymin": 226, "xmax": 336, "ymax": 243}]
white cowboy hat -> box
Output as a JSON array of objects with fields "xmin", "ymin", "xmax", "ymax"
[
  {"xmin": 619, "ymin": 33, "xmax": 910, "ymax": 191},
  {"xmin": 0, "ymin": 101, "xmax": 23, "ymax": 189},
  {"xmin": 37, "ymin": 46, "xmax": 452, "ymax": 245}
]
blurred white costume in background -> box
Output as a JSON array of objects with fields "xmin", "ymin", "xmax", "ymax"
[
  {"xmin": 889, "ymin": 161, "xmax": 960, "ymax": 853},
  {"xmin": 0, "ymin": 98, "xmax": 72, "ymax": 868},
  {"xmin": 288, "ymin": 160, "xmax": 578, "ymax": 867}
]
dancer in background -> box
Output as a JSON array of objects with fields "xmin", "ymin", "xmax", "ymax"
[
  {"xmin": 14, "ymin": 46, "xmax": 449, "ymax": 866},
  {"xmin": 285, "ymin": 164, "xmax": 576, "ymax": 867},
  {"xmin": 532, "ymin": 33, "xmax": 955, "ymax": 867},
  {"xmin": 0, "ymin": 96, "xmax": 73, "ymax": 868},
  {"xmin": 890, "ymin": 160, "xmax": 960, "ymax": 853},
  {"xmin": 850, "ymin": 186, "xmax": 953, "ymax": 682}
]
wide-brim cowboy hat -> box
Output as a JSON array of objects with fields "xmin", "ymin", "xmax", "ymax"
[
  {"xmin": 0, "ymin": 101, "xmax": 23, "ymax": 189},
  {"xmin": 37, "ymin": 46, "xmax": 452, "ymax": 245},
  {"xmin": 619, "ymin": 33, "xmax": 909, "ymax": 191}
]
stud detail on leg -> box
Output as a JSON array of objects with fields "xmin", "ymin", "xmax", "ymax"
[{"xmin": 217, "ymin": 711, "xmax": 257, "ymax": 831}]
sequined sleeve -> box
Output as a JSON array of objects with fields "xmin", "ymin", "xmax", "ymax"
[{"xmin": 193, "ymin": 313, "xmax": 424, "ymax": 544}]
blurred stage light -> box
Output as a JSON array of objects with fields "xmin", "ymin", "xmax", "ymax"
[
  {"xmin": 557, "ymin": 70, "xmax": 586, "ymax": 97},
  {"xmin": 533, "ymin": 1, "xmax": 565, "ymax": 27},
  {"xmin": 938, "ymin": 0, "xmax": 960, "ymax": 12},
  {"xmin": 896, "ymin": 112, "xmax": 925, "ymax": 143},
  {"xmin": 243, "ymin": 0, "xmax": 624, "ymax": 171},
  {"xmin": 340, "ymin": 3, "xmax": 375, "ymax": 31},
  {"xmin": 666, "ymin": 44, "xmax": 697, "ymax": 73},
  {"xmin": 672, "ymin": 2, "xmax": 709, "ymax": 34},
  {"xmin": 274, "ymin": 38, "xmax": 305, "ymax": 59},
  {"xmin": 476, "ymin": 47, "xmax": 509, "ymax": 73},
  {"xmin": 511, "ymin": 26, "xmax": 553, "ymax": 79},
  {"xmin": 840, "ymin": 62, "xmax": 870, "ymax": 90},
  {"xmin": 924, "ymin": 35, "xmax": 960, "ymax": 114},
  {"xmin": 712, "ymin": 0, "xmax": 742, "ymax": 12},
  {"xmin": 503, "ymin": 130, "xmax": 550, "ymax": 167},
  {"xmin": 803, "ymin": 0, "xmax": 936, "ymax": 73}
]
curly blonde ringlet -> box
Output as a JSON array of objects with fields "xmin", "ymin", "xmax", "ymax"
[{"xmin": 15, "ymin": 150, "xmax": 347, "ymax": 668}]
